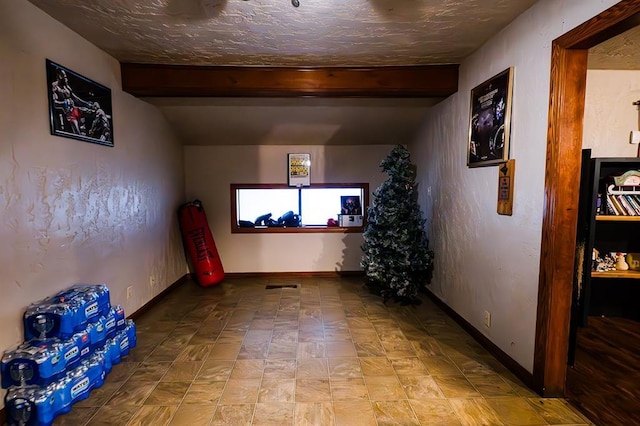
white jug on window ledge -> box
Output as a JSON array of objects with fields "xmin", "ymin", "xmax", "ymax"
[{"xmin": 615, "ymin": 252, "xmax": 629, "ymax": 271}]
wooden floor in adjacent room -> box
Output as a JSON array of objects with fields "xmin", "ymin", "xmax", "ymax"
[{"xmin": 566, "ymin": 316, "xmax": 640, "ymax": 426}]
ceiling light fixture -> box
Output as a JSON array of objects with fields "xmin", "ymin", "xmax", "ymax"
[{"xmin": 292, "ymin": 0, "xmax": 300, "ymax": 7}]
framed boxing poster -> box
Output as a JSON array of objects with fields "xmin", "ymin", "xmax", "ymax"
[
  {"xmin": 46, "ymin": 59, "xmax": 114, "ymax": 147},
  {"xmin": 467, "ymin": 67, "xmax": 513, "ymax": 167}
]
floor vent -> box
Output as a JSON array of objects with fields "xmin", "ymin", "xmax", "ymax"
[{"xmin": 266, "ymin": 284, "xmax": 299, "ymax": 290}]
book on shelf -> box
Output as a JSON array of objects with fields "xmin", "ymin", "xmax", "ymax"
[
  {"xmin": 607, "ymin": 194, "xmax": 624, "ymax": 215},
  {"xmin": 617, "ymin": 194, "xmax": 637, "ymax": 216},
  {"xmin": 625, "ymin": 194, "xmax": 640, "ymax": 215},
  {"xmin": 606, "ymin": 195, "xmax": 619, "ymax": 215}
]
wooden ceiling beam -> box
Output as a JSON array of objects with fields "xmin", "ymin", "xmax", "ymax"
[{"xmin": 120, "ymin": 63, "xmax": 459, "ymax": 98}]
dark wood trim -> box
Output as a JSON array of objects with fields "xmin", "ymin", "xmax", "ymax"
[
  {"xmin": 424, "ymin": 288, "xmax": 535, "ymax": 391},
  {"xmin": 226, "ymin": 271, "xmax": 366, "ymax": 278},
  {"xmin": 230, "ymin": 182, "xmax": 369, "ymax": 233},
  {"xmin": 535, "ymin": 0, "xmax": 640, "ymax": 397},
  {"xmin": 129, "ymin": 274, "xmax": 190, "ymax": 320},
  {"xmin": 120, "ymin": 63, "xmax": 459, "ymax": 98}
]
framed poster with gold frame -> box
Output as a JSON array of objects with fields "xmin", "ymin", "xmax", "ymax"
[{"xmin": 467, "ymin": 68, "xmax": 513, "ymax": 168}]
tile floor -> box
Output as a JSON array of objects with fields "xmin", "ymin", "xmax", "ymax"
[{"xmin": 51, "ymin": 276, "xmax": 594, "ymax": 425}]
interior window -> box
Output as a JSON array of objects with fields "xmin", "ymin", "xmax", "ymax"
[{"xmin": 231, "ymin": 183, "xmax": 368, "ymax": 233}]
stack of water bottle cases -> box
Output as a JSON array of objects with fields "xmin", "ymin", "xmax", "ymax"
[{"xmin": 1, "ymin": 284, "xmax": 136, "ymax": 426}]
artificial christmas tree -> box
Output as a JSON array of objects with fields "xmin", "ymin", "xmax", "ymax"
[{"xmin": 361, "ymin": 145, "xmax": 434, "ymax": 304}]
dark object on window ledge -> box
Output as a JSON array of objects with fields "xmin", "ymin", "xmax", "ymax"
[
  {"xmin": 255, "ymin": 213, "xmax": 272, "ymax": 226},
  {"xmin": 327, "ymin": 218, "xmax": 339, "ymax": 227},
  {"xmin": 238, "ymin": 220, "xmax": 254, "ymax": 228},
  {"xmin": 277, "ymin": 211, "xmax": 301, "ymax": 227}
]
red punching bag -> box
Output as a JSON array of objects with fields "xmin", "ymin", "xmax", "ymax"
[{"xmin": 178, "ymin": 200, "xmax": 225, "ymax": 287}]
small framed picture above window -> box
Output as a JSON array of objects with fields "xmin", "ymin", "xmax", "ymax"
[{"xmin": 288, "ymin": 153, "xmax": 311, "ymax": 186}]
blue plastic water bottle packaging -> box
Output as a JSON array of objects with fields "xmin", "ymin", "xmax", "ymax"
[
  {"xmin": 2, "ymin": 338, "xmax": 73, "ymax": 388},
  {"xmin": 4, "ymin": 382, "xmax": 63, "ymax": 426},
  {"xmin": 84, "ymin": 316, "xmax": 107, "ymax": 352},
  {"xmin": 104, "ymin": 305, "xmax": 125, "ymax": 339},
  {"xmin": 23, "ymin": 284, "xmax": 111, "ymax": 341}
]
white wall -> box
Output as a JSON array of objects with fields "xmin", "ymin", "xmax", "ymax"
[
  {"xmin": 583, "ymin": 69, "xmax": 640, "ymax": 157},
  {"xmin": 0, "ymin": 0, "xmax": 187, "ymax": 394},
  {"xmin": 409, "ymin": 0, "xmax": 620, "ymax": 373},
  {"xmin": 184, "ymin": 145, "xmax": 395, "ymax": 273}
]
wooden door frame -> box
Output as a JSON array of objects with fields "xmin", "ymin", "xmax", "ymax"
[{"xmin": 534, "ymin": 0, "xmax": 640, "ymax": 396}]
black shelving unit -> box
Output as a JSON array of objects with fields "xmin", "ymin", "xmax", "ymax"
[{"xmin": 577, "ymin": 152, "xmax": 640, "ymax": 327}]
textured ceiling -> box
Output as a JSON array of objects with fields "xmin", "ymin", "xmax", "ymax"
[
  {"xmin": 28, "ymin": 0, "xmax": 538, "ymax": 67},
  {"xmin": 27, "ymin": 0, "xmax": 639, "ymax": 145}
]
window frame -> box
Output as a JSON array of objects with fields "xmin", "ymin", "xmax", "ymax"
[{"xmin": 230, "ymin": 183, "xmax": 369, "ymax": 233}]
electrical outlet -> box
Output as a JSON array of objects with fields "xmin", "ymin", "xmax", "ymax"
[
  {"xmin": 484, "ymin": 310, "xmax": 491, "ymax": 328},
  {"xmin": 149, "ymin": 275, "xmax": 156, "ymax": 288},
  {"xmin": 127, "ymin": 286, "xmax": 133, "ymax": 300}
]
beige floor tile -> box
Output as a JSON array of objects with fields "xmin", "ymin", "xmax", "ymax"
[
  {"xmin": 258, "ymin": 378, "xmax": 295, "ymax": 402},
  {"xmin": 168, "ymin": 404, "xmax": 216, "ymax": 425},
  {"xmin": 399, "ymin": 374, "xmax": 444, "ymax": 399},
  {"xmin": 466, "ymin": 372, "xmax": 519, "ymax": 397},
  {"xmin": 390, "ymin": 356, "xmax": 430, "ymax": 376},
  {"xmin": 294, "ymin": 402, "xmax": 336, "ymax": 426},
  {"xmin": 372, "ymin": 400, "xmax": 420, "ymax": 426},
  {"xmin": 230, "ymin": 359, "xmax": 266, "ymax": 379},
  {"xmin": 52, "ymin": 407, "xmax": 98, "ymax": 426},
  {"xmin": 359, "ymin": 356, "xmax": 395, "ymax": 376},
  {"xmin": 182, "ymin": 381, "xmax": 225, "ymax": 404},
  {"xmin": 328, "ymin": 357, "xmax": 363, "ymax": 378},
  {"xmin": 127, "ymin": 361, "xmax": 171, "ymax": 382},
  {"xmin": 176, "ymin": 345, "xmax": 213, "ymax": 361},
  {"xmin": 253, "ymin": 402, "xmax": 295, "ymax": 425},
  {"xmin": 485, "ymin": 397, "xmax": 548, "ymax": 425},
  {"xmin": 219, "ymin": 378, "xmax": 261, "ymax": 404},
  {"xmin": 144, "ymin": 381, "xmax": 190, "ymax": 405},
  {"xmin": 298, "ymin": 341, "xmax": 327, "ymax": 358},
  {"xmin": 526, "ymin": 398, "xmax": 593, "ymax": 425},
  {"xmin": 333, "ymin": 400, "xmax": 377, "ymax": 425},
  {"xmin": 211, "ymin": 404, "xmax": 255, "ymax": 425},
  {"xmin": 296, "ymin": 378, "xmax": 332, "ymax": 402},
  {"xmin": 162, "ymin": 361, "xmax": 204, "ymax": 382},
  {"xmin": 296, "ymin": 357, "xmax": 329, "ymax": 379},
  {"xmin": 195, "ymin": 359, "xmax": 234, "ymax": 381},
  {"xmin": 354, "ymin": 341, "xmax": 387, "ymax": 357},
  {"xmin": 106, "ymin": 380, "xmax": 156, "ymax": 406},
  {"xmin": 433, "ymin": 374, "xmax": 482, "ymax": 398},
  {"xmin": 449, "ymin": 398, "xmax": 506, "ymax": 426},
  {"xmin": 331, "ymin": 377, "xmax": 369, "ymax": 400},
  {"xmin": 127, "ymin": 405, "xmax": 177, "ymax": 426},
  {"xmin": 326, "ymin": 341, "xmax": 358, "ymax": 357},
  {"xmin": 207, "ymin": 342, "xmax": 241, "ymax": 360},
  {"xmin": 409, "ymin": 398, "xmax": 462, "ymax": 425},
  {"xmin": 421, "ymin": 355, "xmax": 463, "ymax": 375},
  {"xmin": 263, "ymin": 358, "xmax": 297, "ymax": 378},
  {"xmin": 365, "ymin": 376, "xmax": 407, "ymax": 400},
  {"xmin": 85, "ymin": 405, "xmax": 138, "ymax": 426}
]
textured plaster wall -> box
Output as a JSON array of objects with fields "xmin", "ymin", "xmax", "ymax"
[
  {"xmin": 0, "ymin": 0, "xmax": 187, "ymax": 386},
  {"xmin": 409, "ymin": 0, "xmax": 619, "ymax": 373},
  {"xmin": 184, "ymin": 145, "xmax": 394, "ymax": 273},
  {"xmin": 583, "ymin": 70, "xmax": 640, "ymax": 157}
]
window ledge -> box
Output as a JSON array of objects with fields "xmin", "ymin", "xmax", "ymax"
[{"xmin": 232, "ymin": 225, "xmax": 364, "ymax": 234}]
